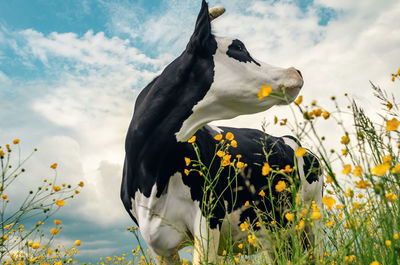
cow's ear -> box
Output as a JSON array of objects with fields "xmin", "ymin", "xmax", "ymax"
[{"xmin": 187, "ymin": 0, "xmax": 213, "ymax": 53}]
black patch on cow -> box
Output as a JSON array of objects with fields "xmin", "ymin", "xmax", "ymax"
[
  {"xmin": 303, "ymin": 150, "xmax": 321, "ymax": 184},
  {"xmin": 180, "ymin": 126, "xmax": 320, "ymax": 230},
  {"xmin": 226, "ymin": 39, "xmax": 261, "ymax": 66}
]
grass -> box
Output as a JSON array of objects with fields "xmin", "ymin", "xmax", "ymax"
[{"xmin": 2, "ymin": 68, "xmax": 400, "ymax": 264}]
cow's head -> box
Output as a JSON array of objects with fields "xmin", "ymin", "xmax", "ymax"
[{"xmin": 176, "ymin": 0, "xmax": 304, "ymax": 141}]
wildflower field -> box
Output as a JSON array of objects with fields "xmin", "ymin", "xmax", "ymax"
[{"xmin": 2, "ymin": 68, "xmax": 400, "ymax": 265}]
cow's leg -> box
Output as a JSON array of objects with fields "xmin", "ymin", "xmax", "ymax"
[{"xmin": 193, "ymin": 225, "xmax": 220, "ymax": 265}]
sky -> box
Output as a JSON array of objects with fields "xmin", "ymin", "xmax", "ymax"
[{"xmin": 0, "ymin": 0, "xmax": 399, "ymax": 263}]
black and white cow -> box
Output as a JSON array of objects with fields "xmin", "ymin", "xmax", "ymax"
[{"xmin": 121, "ymin": 1, "xmax": 322, "ymax": 264}]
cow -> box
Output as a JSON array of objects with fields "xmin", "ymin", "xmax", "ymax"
[{"xmin": 121, "ymin": 1, "xmax": 323, "ymax": 264}]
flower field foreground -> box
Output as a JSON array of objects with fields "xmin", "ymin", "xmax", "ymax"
[{"xmin": 0, "ymin": 141, "xmax": 84, "ymax": 264}]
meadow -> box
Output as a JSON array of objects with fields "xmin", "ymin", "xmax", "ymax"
[{"xmin": 1, "ymin": 68, "xmax": 400, "ymax": 264}]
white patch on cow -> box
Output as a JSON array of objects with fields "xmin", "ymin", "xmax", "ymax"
[
  {"xmin": 282, "ymin": 136, "xmax": 322, "ymax": 203},
  {"xmin": 132, "ymin": 172, "xmax": 204, "ymax": 257},
  {"xmin": 207, "ymin": 124, "xmax": 224, "ymax": 134},
  {"xmin": 176, "ymin": 37, "xmax": 303, "ymax": 142}
]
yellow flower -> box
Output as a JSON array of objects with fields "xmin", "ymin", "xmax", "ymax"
[
  {"xmin": 184, "ymin": 169, "xmax": 189, "ymax": 176},
  {"xmin": 322, "ymin": 195, "xmax": 336, "ymax": 210},
  {"xmin": 345, "ymin": 188, "xmax": 353, "ymax": 197},
  {"xmin": 294, "ymin": 95, "xmax": 303, "ymax": 105},
  {"xmin": 322, "ymin": 111, "xmax": 330, "ymax": 120},
  {"xmin": 225, "ymin": 132, "xmax": 234, "ymax": 141},
  {"xmin": 184, "ymin": 157, "xmax": 191, "ymax": 167},
  {"xmin": 391, "ymin": 164, "xmax": 400, "ymax": 174},
  {"xmin": 345, "ymin": 255, "xmax": 356, "ymax": 263},
  {"xmin": 282, "ymin": 165, "xmax": 292, "ymax": 173},
  {"xmin": 341, "ymin": 149, "xmax": 348, "ymax": 156},
  {"xmin": 188, "ymin": 136, "xmax": 196, "ymax": 143},
  {"xmin": 240, "ymin": 221, "xmax": 249, "ymax": 231},
  {"xmin": 1, "ymin": 194, "xmax": 7, "ymax": 200},
  {"xmin": 296, "ymin": 219, "xmax": 305, "ymax": 230},
  {"xmin": 382, "ymin": 155, "xmax": 392, "ymax": 165},
  {"xmin": 295, "ymin": 147, "xmax": 306, "ymax": 157},
  {"xmin": 385, "ymin": 193, "xmax": 397, "ymax": 202},
  {"xmin": 325, "ymin": 174, "xmax": 334, "ymax": 184},
  {"xmin": 355, "ymin": 180, "xmax": 371, "ymax": 189},
  {"xmin": 262, "ymin": 163, "xmax": 271, "ymax": 176},
  {"xmin": 53, "ymin": 186, "xmax": 61, "ymax": 192},
  {"xmin": 53, "ymin": 220, "xmax": 62, "ymax": 225},
  {"xmin": 221, "ymin": 155, "xmax": 231, "ymax": 167},
  {"xmin": 50, "ymin": 228, "xmax": 59, "ymax": 235},
  {"xmin": 248, "ymin": 234, "xmax": 256, "ymax": 246},
  {"xmin": 231, "ymin": 140, "xmax": 238, "ymax": 148},
  {"xmin": 48, "ymin": 248, "xmax": 53, "ymax": 256},
  {"xmin": 311, "ymin": 211, "xmax": 322, "ymax": 220},
  {"xmin": 55, "ymin": 200, "xmax": 65, "ymax": 207},
  {"xmin": 75, "ymin": 240, "xmax": 81, "ymax": 246},
  {"xmin": 370, "ymin": 163, "xmax": 390, "ymax": 176},
  {"xmin": 370, "ymin": 261, "xmax": 379, "ymax": 265},
  {"xmin": 285, "ymin": 212, "xmax": 295, "ymax": 221},
  {"xmin": 385, "ymin": 240, "xmax": 392, "ymax": 247},
  {"xmin": 13, "ymin": 139, "xmax": 20, "ymax": 144},
  {"xmin": 353, "ymin": 166, "xmax": 363, "ymax": 177},
  {"xmin": 275, "ymin": 180, "xmax": 286, "ymax": 192},
  {"xmin": 326, "ymin": 220, "xmax": 335, "ymax": 227},
  {"xmin": 236, "ymin": 161, "xmax": 245, "ymax": 169},
  {"xmin": 50, "ymin": 163, "xmax": 58, "ymax": 169},
  {"xmin": 342, "ymin": 164, "xmax": 351, "ymax": 175},
  {"xmin": 257, "ymin": 84, "xmax": 272, "ymax": 100},
  {"xmin": 244, "ymin": 201, "xmax": 250, "ymax": 206},
  {"xmin": 341, "ymin": 135, "xmax": 350, "ymax": 145},
  {"xmin": 78, "ymin": 181, "xmax": 84, "ymax": 188},
  {"xmin": 238, "ymin": 243, "xmax": 243, "ymax": 249},
  {"xmin": 222, "ymin": 250, "xmax": 227, "ymax": 256},
  {"xmin": 386, "ymin": 118, "xmax": 400, "ymax": 131},
  {"xmin": 312, "ymin": 108, "xmax": 322, "ymax": 117},
  {"xmin": 353, "ymin": 202, "xmax": 362, "ymax": 209},
  {"xmin": 258, "ymin": 190, "xmax": 265, "ymax": 197},
  {"xmin": 32, "ymin": 242, "xmax": 40, "ymax": 249},
  {"xmin": 0, "ymin": 150, "xmax": 4, "ymax": 157},
  {"xmin": 214, "ymin": 134, "xmax": 222, "ymax": 141},
  {"xmin": 216, "ymin": 150, "xmax": 225, "ymax": 157},
  {"xmin": 394, "ymin": 233, "xmax": 399, "ymax": 240}
]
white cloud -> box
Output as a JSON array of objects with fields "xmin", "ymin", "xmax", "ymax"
[{"xmin": 0, "ymin": 27, "xmax": 171, "ymax": 225}]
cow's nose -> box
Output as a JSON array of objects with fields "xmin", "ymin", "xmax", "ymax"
[{"xmin": 296, "ymin": 69, "xmax": 303, "ymax": 78}]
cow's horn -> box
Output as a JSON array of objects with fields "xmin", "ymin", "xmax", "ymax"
[{"xmin": 209, "ymin": 6, "xmax": 225, "ymax": 21}]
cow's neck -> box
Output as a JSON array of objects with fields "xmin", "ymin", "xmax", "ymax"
[{"xmin": 128, "ymin": 52, "xmax": 216, "ymax": 155}]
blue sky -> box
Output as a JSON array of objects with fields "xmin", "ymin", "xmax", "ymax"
[{"xmin": 1, "ymin": 0, "xmax": 399, "ymax": 263}]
